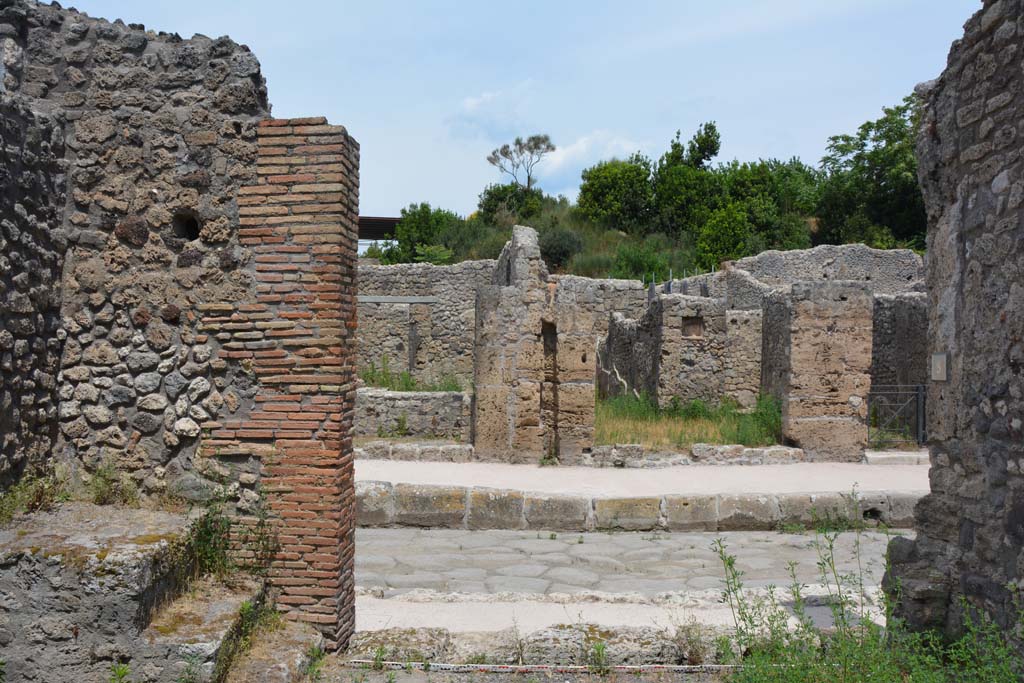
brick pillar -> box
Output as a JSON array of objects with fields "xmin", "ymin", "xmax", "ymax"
[{"xmin": 237, "ymin": 117, "xmax": 359, "ymax": 648}]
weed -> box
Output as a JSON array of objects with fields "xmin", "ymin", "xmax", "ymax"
[
  {"xmin": 713, "ymin": 529, "xmax": 1024, "ymax": 682},
  {"xmin": 185, "ymin": 498, "xmax": 233, "ymax": 579},
  {"xmin": 377, "ymin": 413, "xmax": 411, "ymax": 438},
  {"xmin": 89, "ymin": 460, "xmax": 139, "ymax": 507},
  {"xmin": 0, "ymin": 658, "xmax": 5, "ymax": 683},
  {"xmin": 175, "ymin": 655, "xmax": 203, "ymax": 683},
  {"xmin": 577, "ymin": 535, "xmax": 584, "ymax": 544},
  {"xmin": 237, "ymin": 493, "xmax": 280, "ymax": 576},
  {"xmin": 588, "ymin": 640, "xmax": 610, "ymax": 675},
  {"xmin": 108, "ymin": 663, "xmax": 131, "ymax": 683},
  {"xmin": 372, "ymin": 645, "xmax": 387, "ymax": 670},
  {"xmin": 549, "ymin": 532, "xmax": 557, "ymax": 540},
  {"xmin": 0, "ymin": 468, "xmax": 68, "ymax": 525},
  {"xmin": 305, "ymin": 644, "xmax": 326, "ymax": 681},
  {"xmin": 466, "ymin": 653, "xmax": 489, "ymax": 664},
  {"xmin": 386, "ymin": 672, "xmax": 397, "ymax": 683},
  {"xmin": 361, "ymin": 356, "xmax": 462, "ymax": 392}
]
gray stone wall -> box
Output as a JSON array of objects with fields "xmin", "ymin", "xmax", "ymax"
[
  {"xmin": 871, "ymin": 293, "xmax": 928, "ymax": 388},
  {"xmin": 354, "ymin": 387, "xmax": 470, "ymax": 440},
  {"xmin": 731, "ymin": 244, "xmax": 924, "ymax": 295},
  {"xmin": 723, "ymin": 309, "xmax": 763, "ymax": 408},
  {"xmin": 887, "ymin": 0, "xmax": 1024, "ymax": 642},
  {"xmin": 0, "ymin": 96, "xmax": 65, "ymax": 487},
  {"xmin": 0, "ymin": 0, "xmax": 272, "ymax": 496},
  {"xmin": 357, "ymin": 260, "xmax": 495, "ymax": 385}
]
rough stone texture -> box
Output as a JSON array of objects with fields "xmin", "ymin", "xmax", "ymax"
[
  {"xmin": 871, "ymin": 293, "xmax": 928, "ymax": 388},
  {"xmin": 358, "ymin": 260, "xmax": 495, "ymax": 386},
  {"xmin": 887, "ymin": 0, "xmax": 1024, "ymax": 643},
  {"xmin": 0, "ymin": 1, "xmax": 277, "ymax": 495},
  {"xmin": 355, "ymin": 387, "xmax": 470, "ymax": 440},
  {"xmin": 0, "ymin": 503, "xmax": 191, "ymax": 681},
  {"xmin": 0, "ymin": 96, "xmax": 65, "ymax": 486},
  {"xmin": 473, "ymin": 227, "xmax": 596, "ymax": 463},
  {"xmin": 761, "ymin": 282, "xmax": 874, "ymax": 461}
]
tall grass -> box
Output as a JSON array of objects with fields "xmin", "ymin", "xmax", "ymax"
[
  {"xmin": 715, "ymin": 531, "xmax": 1024, "ymax": 682},
  {"xmin": 594, "ymin": 394, "xmax": 781, "ymax": 449},
  {"xmin": 360, "ymin": 356, "xmax": 461, "ymax": 392}
]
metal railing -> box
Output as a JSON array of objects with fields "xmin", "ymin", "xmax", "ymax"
[{"xmin": 868, "ymin": 384, "xmax": 926, "ymax": 449}]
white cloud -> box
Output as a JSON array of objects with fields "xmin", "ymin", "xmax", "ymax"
[
  {"xmin": 448, "ymin": 79, "xmax": 536, "ymax": 141},
  {"xmin": 544, "ymin": 130, "xmax": 642, "ymax": 175}
]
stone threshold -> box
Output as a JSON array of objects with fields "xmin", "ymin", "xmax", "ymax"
[{"xmin": 357, "ymin": 481, "xmax": 920, "ymax": 531}]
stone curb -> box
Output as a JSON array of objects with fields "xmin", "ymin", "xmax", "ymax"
[{"xmin": 356, "ymin": 481, "xmax": 922, "ymax": 532}]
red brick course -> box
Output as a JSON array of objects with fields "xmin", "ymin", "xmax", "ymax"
[{"xmin": 212, "ymin": 116, "xmax": 358, "ymax": 649}]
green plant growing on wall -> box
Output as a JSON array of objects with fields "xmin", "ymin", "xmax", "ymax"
[{"xmin": 108, "ymin": 663, "xmax": 131, "ymax": 683}]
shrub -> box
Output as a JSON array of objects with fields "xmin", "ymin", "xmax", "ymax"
[
  {"xmin": 89, "ymin": 460, "xmax": 139, "ymax": 507},
  {"xmin": 0, "ymin": 468, "xmax": 68, "ymax": 525},
  {"xmin": 539, "ymin": 225, "xmax": 583, "ymax": 271}
]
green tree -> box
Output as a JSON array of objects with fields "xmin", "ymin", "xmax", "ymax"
[
  {"xmin": 477, "ymin": 182, "xmax": 543, "ymax": 226},
  {"xmin": 653, "ymin": 162, "xmax": 723, "ymax": 238},
  {"xmin": 696, "ymin": 202, "xmax": 752, "ymax": 269},
  {"xmin": 538, "ymin": 225, "xmax": 583, "ymax": 271},
  {"xmin": 816, "ymin": 95, "xmax": 925, "ymax": 247},
  {"xmin": 577, "ymin": 154, "xmax": 654, "ymax": 233},
  {"xmin": 659, "ymin": 121, "xmax": 721, "ymax": 171},
  {"xmin": 487, "ymin": 134, "xmax": 555, "ymax": 190},
  {"xmin": 382, "ymin": 202, "xmax": 463, "ymax": 264}
]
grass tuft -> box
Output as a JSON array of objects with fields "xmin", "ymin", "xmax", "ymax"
[{"xmin": 360, "ymin": 356, "xmax": 461, "ymax": 392}]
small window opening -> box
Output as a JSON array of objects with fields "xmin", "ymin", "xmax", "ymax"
[
  {"xmin": 863, "ymin": 507, "xmax": 883, "ymax": 522},
  {"xmin": 172, "ymin": 212, "xmax": 201, "ymax": 241},
  {"xmin": 681, "ymin": 315, "xmax": 704, "ymax": 338}
]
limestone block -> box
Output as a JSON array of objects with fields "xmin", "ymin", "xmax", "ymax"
[
  {"xmin": 593, "ymin": 497, "xmax": 662, "ymax": 531},
  {"xmin": 777, "ymin": 492, "xmax": 857, "ymax": 528},
  {"xmin": 886, "ymin": 492, "xmax": 919, "ymax": 528},
  {"xmin": 664, "ymin": 495, "xmax": 718, "ymax": 531},
  {"xmin": 356, "ymin": 481, "xmax": 394, "ymax": 527},
  {"xmin": 473, "ymin": 386, "xmax": 511, "ymax": 455},
  {"xmin": 393, "ymin": 484, "xmax": 467, "ymax": 528},
  {"xmin": 556, "ymin": 335, "xmax": 596, "ymax": 383},
  {"xmin": 467, "ymin": 488, "xmax": 525, "ymax": 530},
  {"xmin": 524, "ymin": 494, "xmax": 590, "ymax": 531},
  {"xmin": 717, "ymin": 494, "xmax": 780, "ymax": 531}
]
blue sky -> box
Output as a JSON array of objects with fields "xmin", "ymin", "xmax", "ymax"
[{"xmin": 79, "ymin": 1, "xmax": 977, "ymax": 217}]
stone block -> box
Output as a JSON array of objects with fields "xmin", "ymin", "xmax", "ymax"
[
  {"xmin": 524, "ymin": 494, "xmax": 590, "ymax": 531},
  {"xmin": 886, "ymin": 492, "xmax": 920, "ymax": 528},
  {"xmin": 467, "ymin": 488, "xmax": 525, "ymax": 530},
  {"xmin": 664, "ymin": 495, "xmax": 718, "ymax": 531},
  {"xmin": 717, "ymin": 494, "xmax": 780, "ymax": 531},
  {"xmin": 777, "ymin": 492, "xmax": 858, "ymax": 528},
  {"xmin": 393, "ymin": 484, "xmax": 467, "ymax": 528},
  {"xmin": 786, "ymin": 417, "xmax": 867, "ymax": 462},
  {"xmin": 355, "ymin": 480, "xmax": 394, "ymax": 527},
  {"xmin": 593, "ymin": 496, "xmax": 662, "ymax": 531}
]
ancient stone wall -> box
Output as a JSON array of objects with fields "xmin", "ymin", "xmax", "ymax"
[
  {"xmin": 731, "ymin": 244, "xmax": 924, "ymax": 294},
  {"xmin": 473, "ymin": 227, "xmax": 595, "ymax": 462},
  {"xmin": 887, "ymin": 0, "xmax": 1024, "ymax": 642},
  {"xmin": 0, "ymin": 0, "xmax": 274, "ymax": 496},
  {"xmin": 597, "ymin": 297, "xmax": 761, "ymax": 410},
  {"xmin": 355, "ymin": 387, "xmax": 470, "ymax": 440},
  {"xmin": 871, "ymin": 293, "xmax": 928, "ymax": 388},
  {"xmin": 723, "ymin": 309, "xmax": 763, "ymax": 408},
  {"xmin": 761, "ymin": 282, "xmax": 873, "ymax": 461},
  {"xmin": 0, "ymin": 96, "xmax": 65, "ymax": 486},
  {"xmin": 357, "ymin": 260, "xmax": 494, "ymax": 386}
]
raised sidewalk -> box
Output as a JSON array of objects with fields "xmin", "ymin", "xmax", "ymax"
[{"xmin": 355, "ymin": 460, "xmax": 930, "ymax": 532}]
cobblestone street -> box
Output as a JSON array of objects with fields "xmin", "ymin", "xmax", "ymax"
[{"xmin": 355, "ymin": 528, "xmax": 896, "ymax": 596}]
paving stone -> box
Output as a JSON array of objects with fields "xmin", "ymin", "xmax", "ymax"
[
  {"xmin": 496, "ymin": 563, "xmax": 549, "ymax": 578},
  {"xmin": 542, "ymin": 566, "xmax": 600, "ymax": 586}
]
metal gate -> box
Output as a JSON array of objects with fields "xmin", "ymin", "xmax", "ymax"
[{"xmin": 868, "ymin": 385, "xmax": 926, "ymax": 448}]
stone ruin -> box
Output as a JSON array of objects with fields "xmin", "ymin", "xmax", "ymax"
[
  {"xmin": 0, "ymin": 0, "xmax": 360, "ymax": 664},
  {"xmin": 887, "ymin": 0, "xmax": 1024, "ymax": 642},
  {"xmin": 360, "ymin": 233, "xmax": 928, "ymax": 463}
]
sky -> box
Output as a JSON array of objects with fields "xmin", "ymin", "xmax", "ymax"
[{"xmin": 76, "ymin": 0, "xmax": 978, "ymax": 217}]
